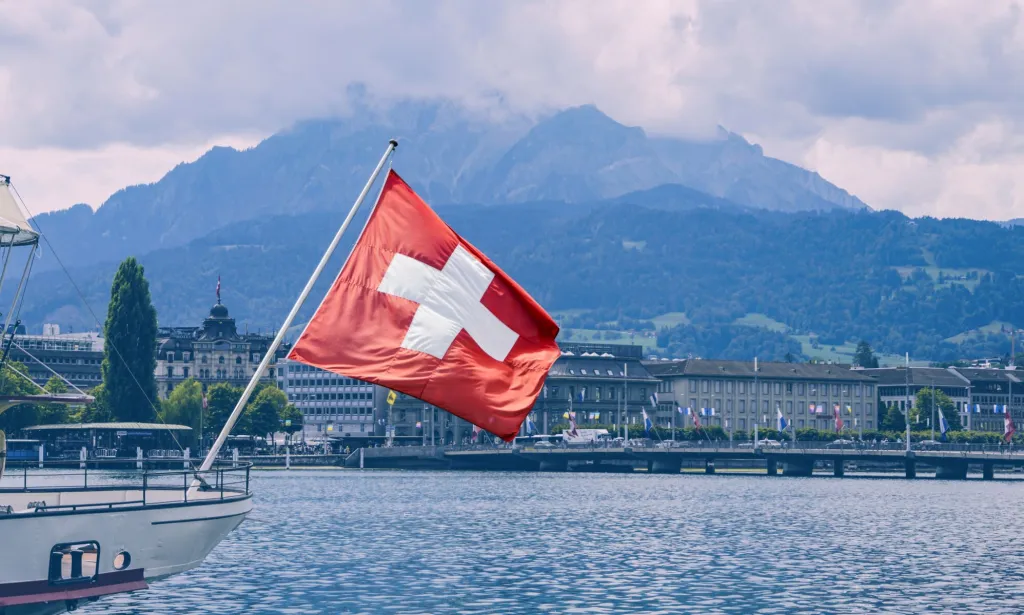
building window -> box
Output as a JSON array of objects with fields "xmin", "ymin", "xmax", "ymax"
[
  {"xmin": 786, "ymin": 400, "xmax": 793, "ymax": 413},
  {"xmin": 183, "ymin": 367, "xmax": 189, "ymax": 378},
  {"xmin": 726, "ymin": 381, "xmax": 734, "ymax": 393},
  {"xmin": 183, "ymin": 352, "xmax": 191, "ymax": 362},
  {"xmin": 236, "ymin": 356, "xmax": 242, "ymax": 365},
  {"xmin": 726, "ymin": 399, "xmax": 733, "ymax": 412},
  {"xmin": 701, "ymin": 380, "xmax": 709, "ymax": 393},
  {"xmin": 798, "ymin": 383, "xmax": 805, "ymax": 395},
  {"xmin": 690, "ymin": 380, "xmax": 697, "ymax": 393},
  {"xmin": 773, "ymin": 382, "xmax": 781, "ymax": 395},
  {"xmin": 201, "ymin": 355, "xmax": 208, "ymax": 364},
  {"xmin": 166, "ymin": 352, "xmax": 174, "ymax": 362},
  {"xmin": 714, "ymin": 381, "xmax": 721, "ymax": 393},
  {"xmin": 832, "ymin": 384, "xmax": 840, "ymax": 396},
  {"xmin": 786, "ymin": 383, "xmax": 793, "ymax": 394},
  {"xmin": 219, "ymin": 356, "xmax": 225, "ymax": 364},
  {"xmin": 739, "ymin": 381, "xmax": 747, "ymax": 394},
  {"xmin": 865, "ymin": 385, "xmax": 874, "ymax": 396},
  {"xmin": 739, "ymin": 400, "xmax": 745, "ymax": 412},
  {"xmin": 166, "ymin": 367, "xmax": 173, "ymax": 377}
]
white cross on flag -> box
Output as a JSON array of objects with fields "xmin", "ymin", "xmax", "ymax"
[{"xmin": 288, "ymin": 171, "xmax": 560, "ymax": 441}]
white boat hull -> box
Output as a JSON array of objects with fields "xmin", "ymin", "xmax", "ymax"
[{"xmin": 0, "ymin": 486, "xmax": 252, "ymax": 614}]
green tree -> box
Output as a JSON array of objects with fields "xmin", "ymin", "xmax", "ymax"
[
  {"xmin": 882, "ymin": 402, "xmax": 906, "ymax": 433},
  {"xmin": 36, "ymin": 376, "xmax": 72, "ymax": 425},
  {"xmin": 914, "ymin": 387, "xmax": 962, "ymax": 432},
  {"xmin": 205, "ymin": 382, "xmax": 244, "ymax": 435},
  {"xmin": 159, "ymin": 378, "xmax": 204, "ymax": 448},
  {"xmin": 854, "ymin": 340, "xmax": 880, "ymax": 368},
  {"xmin": 102, "ymin": 257, "xmax": 159, "ymax": 422},
  {"xmin": 281, "ymin": 404, "xmax": 303, "ymax": 444},
  {"xmin": 0, "ymin": 361, "xmax": 48, "ymax": 433},
  {"xmin": 245, "ymin": 387, "xmax": 287, "ymax": 439},
  {"xmin": 73, "ymin": 383, "xmax": 114, "ymax": 423}
]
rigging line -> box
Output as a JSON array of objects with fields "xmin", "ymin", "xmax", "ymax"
[
  {"xmin": 10, "ymin": 341, "xmax": 89, "ymax": 396},
  {"xmin": 9, "ymin": 184, "xmax": 190, "ymax": 459},
  {"xmin": 6, "ymin": 363, "xmax": 50, "ymax": 395},
  {"xmin": 0, "ymin": 244, "xmax": 35, "ymax": 348}
]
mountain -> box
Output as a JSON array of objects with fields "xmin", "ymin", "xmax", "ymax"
[
  {"xmin": 17, "ymin": 186, "xmax": 1024, "ymax": 363},
  {"xmin": 27, "ymin": 100, "xmax": 865, "ymax": 275}
]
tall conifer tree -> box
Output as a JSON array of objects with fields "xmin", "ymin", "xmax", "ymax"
[{"xmin": 102, "ymin": 257, "xmax": 158, "ymax": 421}]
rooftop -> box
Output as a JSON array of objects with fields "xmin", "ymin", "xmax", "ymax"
[
  {"xmin": 643, "ymin": 359, "xmax": 877, "ymax": 382},
  {"xmin": 549, "ymin": 355, "xmax": 658, "ymax": 381},
  {"xmin": 857, "ymin": 367, "xmax": 970, "ymax": 387}
]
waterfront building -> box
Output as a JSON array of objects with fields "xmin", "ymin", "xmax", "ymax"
[
  {"xmin": 276, "ymin": 358, "xmax": 376, "ymax": 441},
  {"xmin": 155, "ymin": 300, "xmax": 287, "ymax": 398},
  {"xmin": 7, "ymin": 324, "xmax": 104, "ymax": 389},
  {"xmin": 539, "ymin": 342, "xmax": 659, "ymax": 434},
  {"xmin": 374, "ymin": 342, "xmax": 658, "ymax": 445},
  {"xmin": 951, "ymin": 367, "xmax": 1022, "ymax": 432},
  {"xmin": 857, "ymin": 367, "xmax": 971, "ymax": 429},
  {"xmin": 643, "ymin": 359, "xmax": 879, "ymax": 435},
  {"xmin": 859, "ymin": 366, "xmax": 1021, "ymax": 432}
]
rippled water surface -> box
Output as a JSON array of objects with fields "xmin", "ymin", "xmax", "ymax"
[{"xmin": 88, "ymin": 471, "xmax": 1024, "ymax": 614}]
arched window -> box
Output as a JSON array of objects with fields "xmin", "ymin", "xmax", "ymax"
[
  {"xmin": 235, "ymin": 356, "xmax": 242, "ymax": 365},
  {"xmin": 218, "ymin": 356, "xmax": 225, "ymax": 364}
]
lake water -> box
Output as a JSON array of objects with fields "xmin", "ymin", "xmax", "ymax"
[{"xmin": 88, "ymin": 470, "xmax": 1024, "ymax": 614}]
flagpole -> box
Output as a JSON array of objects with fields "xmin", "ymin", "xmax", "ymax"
[{"xmin": 197, "ymin": 139, "xmax": 399, "ymax": 473}]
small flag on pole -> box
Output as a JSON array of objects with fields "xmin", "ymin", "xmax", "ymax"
[
  {"xmin": 1005, "ymin": 411, "xmax": 1017, "ymax": 443},
  {"xmin": 649, "ymin": 392, "xmax": 659, "ymax": 408},
  {"xmin": 777, "ymin": 408, "xmax": 788, "ymax": 431},
  {"xmin": 938, "ymin": 410, "xmax": 949, "ymax": 441},
  {"xmin": 642, "ymin": 409, "xmax": 653, "ymax": 435}
]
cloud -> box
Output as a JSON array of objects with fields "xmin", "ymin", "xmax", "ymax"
[{"xmin": 3, "ymin": 0, "xmax": 1024, "ymax": 219}]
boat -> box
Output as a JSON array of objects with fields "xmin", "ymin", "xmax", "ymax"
[{"xmin": 0, "ymin": 175, "xmax": 255, "ymax": 614}]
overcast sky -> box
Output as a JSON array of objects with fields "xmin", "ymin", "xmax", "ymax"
[{"xmin": 3, "ymin": 0, "xmax": 1024, "ymax": 220}]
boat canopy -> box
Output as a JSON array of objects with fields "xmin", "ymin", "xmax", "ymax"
[{"xmin": 0, "ymin": 176, "xmax": 40, "ymax": 246}]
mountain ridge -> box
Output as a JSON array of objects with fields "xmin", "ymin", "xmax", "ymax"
[{"xmin": 25, "ymin": 100, "xmax": 867, "ymax": 276}]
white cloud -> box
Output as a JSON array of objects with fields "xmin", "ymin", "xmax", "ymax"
[{"xmin": 3, "ymin": 0, "xmax": 1024, "ymax": 219}]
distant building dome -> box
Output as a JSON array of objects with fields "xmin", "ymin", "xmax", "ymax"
[{"xmin": 209, "ymin": 303, "xmax": 229, "ymax": 319}]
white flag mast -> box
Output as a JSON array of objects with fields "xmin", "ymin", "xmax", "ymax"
[{"xmin": 197, "ymin": 139, "xmax": 398, "ymax": 473}]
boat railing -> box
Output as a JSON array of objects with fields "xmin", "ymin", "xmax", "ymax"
[{"xmin": 0, "ymin": 460, "xmax": 252, "ymax": 510}]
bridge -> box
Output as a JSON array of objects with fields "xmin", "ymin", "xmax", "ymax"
[{"xmin": 348, "ymin": 444, "xmax": 1024, "ymax": 480}]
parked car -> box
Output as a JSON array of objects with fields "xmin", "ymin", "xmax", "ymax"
[
  {"xmin": 759, "ymin": 439, "xmax": 782, "ymax": 448},
  {"xmin": 827, "ymin": 439, "xmax": 856, "ymax": 448},
  {"xmin": 914, "ymin": 440, "xmax": 942, "ymax": 450}
]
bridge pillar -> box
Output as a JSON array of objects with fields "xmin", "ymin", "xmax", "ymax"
[
  {"xmin": 833, "ymin": 461, "xmax": 845, "ymax": 477},
  {"xmin": 983, "ymin": 462, "xmax": 994, "ymax": 480},
  {"xmin": 905, "ymin": 458, "xmax": 916, "ymax": 479},
  {"xmin": 783, "ymin": 459, "xmax": 813, "ymax": 477},
  {"xmin": 766, "ymin": 459, "xmax": 778, "ymax": 476},
  {"xmin": 539, "ymin": 459, "xmax": 568, "ymax": 472},
  {"xmin": 705, "ymin": 459, "xmax": 715, "ymax": 474},
  {"xmin": 935, "ymin": 461, "xmax": 967, "ymax": 480},
  {"xmin": 650, "ymin": 458, "xmax": 681, "ymax": 474}
]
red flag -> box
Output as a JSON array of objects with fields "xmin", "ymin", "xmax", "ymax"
[
  {"xmin": 288, "ymin": 171, "xmax": 560, "ymax": 441},
  {"xmin": 1005, "ymin": 412, "xmax": 1016, "ymax": 443}
]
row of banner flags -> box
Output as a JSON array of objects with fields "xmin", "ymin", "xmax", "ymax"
[{"xmin": 536, "ymin": 387, "xmax": 1019, "ymax": 443}]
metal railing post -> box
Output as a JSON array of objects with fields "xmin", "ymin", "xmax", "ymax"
[
  {"xmin": 142, "ymin": 472, "xmax": 147, "ymax": 506},
  {"xmin": 183, "ymin": 470, "xmax": 188, "ymax": 503}
]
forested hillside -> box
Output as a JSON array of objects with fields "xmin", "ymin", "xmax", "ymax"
[{"xmin": 19, "ymin": 189, "xmax": 1024, "ymax": 363}]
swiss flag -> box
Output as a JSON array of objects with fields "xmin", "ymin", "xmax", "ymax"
[{"xmin": 288, "ymin": 171, "xmax": 560, "ymax": 441}]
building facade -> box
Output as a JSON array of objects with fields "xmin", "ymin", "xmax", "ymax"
[
  {"xmin": 644, "ymin": 359, "xmax": 879, "ymax": 435},
  {"xmin": 948, "ymin": 367, "xmax": 1021, "ymax": 432},
  {"xmin": 861, "ymin": 366, "xmax": 1022, "ymax": 432},
  {"xmin": 372, "ymin": 342, "xmax": 660, "ymax": 445},
  {"xmin": 155, "ymin": 302, "xmax": 288, "ymax": 398},
  {"xmin": 858, "ymin": 367, "xmax": 970, "ymax": 429},
  {"xmin": 276, "ymin": 358, "xmax": 376, "ymax": 441},
  {"xmin": 6, "ymin": 325, "xmax": 104, "ymax": 390}
]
